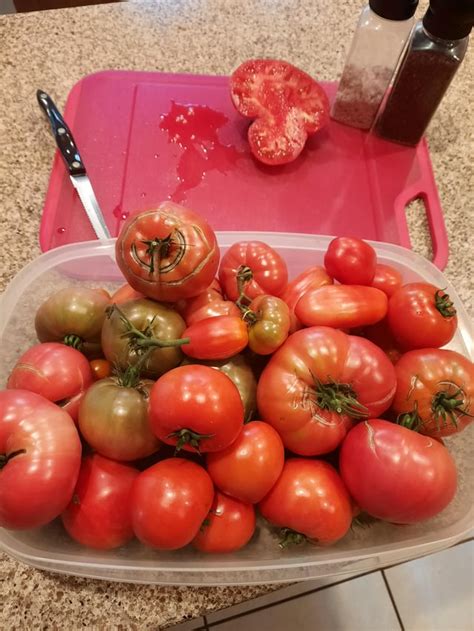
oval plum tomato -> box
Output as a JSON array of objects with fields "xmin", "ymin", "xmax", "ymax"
[
  {"xmin": 182, "ymin": 315, "xmax": 248, "ymax": 360},
  {"xmin": 280, "ymin": 266, "xmax": 333, "ymax": 333},
  {"xmin": 371, "ymin": 263, "xmax": 403, "ymax": 297},
  {"xmin": 61, "ymin": 455, "xmax": 138, "ymax": 550},
  {"xmin": 324, "ymin": 237, "xmax": 377, "ymax": 285},
  {"xmin": 245, "ymin": 295, "xmax": 290, "ymax": 355},
  {"xmin": 259, "ymin": 459, "xmax": 352, "ymax": 546},
  {"xmin": 7, "ymin": 342, "xmax": 93, "ymax": 422},
  {"xmin": 0, "ymin": 390, "xmax": 81, "ymax": 529},
  {"xmin": 111, "ymin": 283, "xmax": 143, "ymax": 304},
  {"xmin": 149, "ymin": 365, "xmax": 244, "ymax": 453},
  {"xmin": 79, "ymin": 376, "xmax": 160, "ymax": 461},
  {"xmin": 192, "ymin": 491, "xmax": 256, "ymax": 553},
  {"xmin": 35, "ymin": 287, "xmax": 110, "ymax": 358},
  {"xmin": 102, "ymin": 299, "xmax": 186, "ymax": 378},
  {"xmin": 340, "ymin": 419, "xmax": 457, "ymax": 523},
  {"xmin": 393, "ymin": 348, "xmax": 474, "ymax": 437},
  {"xmin": 219, "ymin": 241, "xmax": 288, "ymax": 302},
  {"xmin": 388, "ymin": 283, "xmax": 458, "ymax": 350},
  {"xmin": 89, "ymin": 358, "xmax": 112, "ymax": 381},
  {"xmin": 182, "ymin": 354, "xmax": 257, "ymax": 423},
  {"xmin": 230, "ymin": 59, "xmax": 329, "ymax": 165},
  {"xmin": 131, "ymin": 458, "xmax": 214, "ymax": 550},
  {"xmin": 207, "ymin": 421, "xmax": 284, "ymax": 503},
  {"xmin": 257, "ymin": 327, "xmax": 396, "ymax": 456},
  {"xmin": 115, "ymin": 202, "xmax": 219, "ymax": 302},
  {"xmin": 295, "ymin": 285, "xmax": 388, "ymax": 329}
]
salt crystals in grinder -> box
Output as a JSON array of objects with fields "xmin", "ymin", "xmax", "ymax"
[
  {"xmin": 331, "ymin": 0, "xmax": 419, "ymax": 130},
  {"xmin": 375, "ymin": 0, "xmax": 473, "ymax": 146}
]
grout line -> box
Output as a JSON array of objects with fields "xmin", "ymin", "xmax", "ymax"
[
  {"xmin": 382, "ymin": 570, "xmax": 405, "ymax": 631},
  {"xmin": 202, "ymin": 615, "xmax": 210, "ymax": 631}
]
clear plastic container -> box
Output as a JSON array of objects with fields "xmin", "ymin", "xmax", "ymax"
[{"xmin": 0, "ymin": 233, "xmax": 472, "ymax": 585}]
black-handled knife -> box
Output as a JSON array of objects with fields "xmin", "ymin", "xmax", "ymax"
[{"xmin": 37, "ymin": 89, "xmax": 111, "ymax": 240}]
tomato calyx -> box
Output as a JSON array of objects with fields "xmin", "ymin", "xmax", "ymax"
[
  {"xmin": 168, "ymin": 428, "xmax": 216, "ymax": 454},
  {"xmin": 131, "ymin": 232, "xmax": 186, "ymax": 276},
  {"xmin": 278, "ymin": 527, "xmax": 310, "ymax": 549},
  {"xmin": 63, "ymin": 333, "xmax": 84, "ymax": 351},
  {"xmin": 310, "ymin": 377, "xmax": 368, "ymax": 419},
  {"xmin": 432, "ymin": 384, "xmax": 473, "ymax": 429},
  {"xmin": 0, "ymin": 448, "xmax": 26, "ymax": 470},
  {"xmin": 434, "ymin": 289, "xmax": 456, "ymax": 319},
  {"xmin": 397, "ymin": 405, "xmax": 423, "ymax": 432},
  {"xmin": 236, "ymin": 265, "xmax": 253, "ymax": 309}
]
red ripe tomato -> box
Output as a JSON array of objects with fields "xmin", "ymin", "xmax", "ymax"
[
  {"xmin": 296, "ymin": 285, "xmax": 387, "ymax": 329},
  {"xmin": 111, "ymin": 283, "xmax": 143, "ymax": 304},
  {"xmin": 339, "ymin": 419, "xmax": 457, "ymax": 524},
  {"xmin": 257, "ymin": 327, "xmax": 396, "ymax": 455},
  {"xmin": 207, "ymin": 421, "xmax": 285, "ymax": 503},
  {"xmin": 192, "ymin": 491, "xmax": 256, "ymax": 553},
  {"xmin": 393, "ymin": 349, "xmax": 474, "ymax": 437},
  {"xmin": 246, "ymin": 295, "xmax": 290, "ymax": 355},
  {"xmin": 61, "ymin": 455, "xmax": 138, "ymax": 550},
  {"xmin": 259, "ymin": 459, "xmax": 352, "ymax": 546},
  {"xmin": 324, "ymin": 237, "xmax": 377, "ymax": 285},
  {"xmin": 89, "ymin": 358, "xmax": 112, "ymax": 381},
  {"xmin": 115, "ymin": 202, "xmax": 220, "ymax": 302},
  {"xmin": 131, "ymin": 458, "xmax": 214, "ymax": 550},
  {"xmin": 230, "ymin": 59, "xmax": 329, "ymax": 165},
  {"xmin": 280, "ymin": 266, "xmax": 333, "ymax": 333},
  {"xmin": 0, "ymin": 390, "xmax": 81, "ymax": 529},
  {"xmin": 7, "ymin": 342, "xmax": 93, "ymax": 422},
  {"xmin": 175, "ymin": 279, "xmax": 223, "ymax": 318},
  {"xmin": 182, "ymin": 315, "xmax": 249, "ymax": 360},
  {"xmin": 219, "ymin": 241, "xmax": 288, "ymax": 302},
  {"xmin": 186, "ymin": 300, "xmax": 241, "ymax": 326},
  {"xmin": 387, "ymin": 283, "xmax": 458, "ymax": 350},
  {"xmin": 149, "ymin": 365, "xmax": 244, "ymax": 453},
  {"xmin": 371, "ymin": 263, "xmax": 403, "ymax": 297}
]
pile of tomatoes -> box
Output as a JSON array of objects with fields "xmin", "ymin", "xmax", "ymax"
[{"xmin": 1, "ymin": 202, "xmax": 472, "ymax": 553}]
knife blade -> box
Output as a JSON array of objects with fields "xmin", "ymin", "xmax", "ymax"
[{"xmin": 37, "ymin": 90, "xmax": 111, "ymax": 240}]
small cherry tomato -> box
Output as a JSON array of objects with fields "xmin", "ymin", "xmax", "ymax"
[
  {"xmin": 280, "ymin": 266, "xmax": 333, "ymax": 333},
  {"xmin": 296, "ymin": 285, "xmax": 387, "ymax": 329},
  {"xmin": 387, "ymin": 283, "xmax": 458, "ymax": 350},
  {"xmin": 246, "ymin": 295, "xmax": 290, "ymax": 355},
  {"xmin": 192, "ymin": 491, "xmax": 256, "ymax": 553},
  {"xmin": 324, "ymin": 237, "xmax": 377, "ymax": 285},
  {"xmin": 207, "ymin": 421, "xmax": 285, "ymax": 503},
  {"xmin": 219, "ymin": 241, "xmax": 288, "ymax": 301},
  {"xmin": 182, "ymin": 315, "xmax": 249, "ymax": 360},
  {"xmin": 61, "ymin": 455, "xmax": 138, "ymax": 550},
  {"xmin": 89, "ymin": 359, "xmax": 112, "ymax": 381},
  {"xmin": 371, "ymin": 263, "xmax": 403, "ymax": 297}
]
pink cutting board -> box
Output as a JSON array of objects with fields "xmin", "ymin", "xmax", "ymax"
[{"xmin": 40, "ymin": 70, "xmax": 448, "ymax": 269}]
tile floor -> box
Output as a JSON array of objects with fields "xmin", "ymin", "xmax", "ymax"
[{"xmin": 170, "ymin": 539, "xmax": 473, "ymax": 631}]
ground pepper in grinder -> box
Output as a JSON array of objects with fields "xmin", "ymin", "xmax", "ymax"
[{"xmin": 375, "ymin": 0, "xmax": 473, "ymax": 146}]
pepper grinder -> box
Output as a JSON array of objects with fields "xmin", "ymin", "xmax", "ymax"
[{"xmin": 375, "ymin": 0, "xmax": 473, "ymax": 146}]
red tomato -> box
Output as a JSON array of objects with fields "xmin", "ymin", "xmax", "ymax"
[
  {"xmin": 207, "ymin": 421, "xmax": 285, "ymax": 503},
  {"xmin": 192, "ymin": 491, "xmax": 256, "ymax": 553},
  {"xmin": 257, "ymin": 327, "xmax": 396, "ymax": 455},
  {"xmin": 186, "ymin": 300, "xmax": 241, "ymax": 326},
  {"xmin": 175, "ymin": 279, "xmax": 223, "ymax": 319},
  {"xmin": 393, "ymin": 349, "xmax": 474, "ymax": 437},
  {"xmin": 61, "ymin": 455, "xmax": 138, "ymax": 550},
  {"xmin": 131, "ymin": 458, "xmax": 214, "ymax": 550},
  {"xmin": 387, "ymin": 283, "xmax": 458, "ymax": 350},
  {"xmin": 324, "ymin": 237, "xmax": 377, "ymax": 285},
  {"xmin": 295, "ymin": 285, "xmax": 387, "ymax": 329},
  {"xmin": 182, "ymin": 315, "xmax": 249, "ymax": 360},
  {"xmin": 259, "ymin": 459, "xmax": 352, "ymax": 545},
  {"xmin": 89, "ymin": 358, "xmax": 112, "ymax": 381},
  {"xmin": 371, "ymin": 263, "xmax": 403, "ymax": 297},
  {"xmin": 111, "ymin": 283, "xmax": 144, "ymax": 304},
  {"xmin": 0, "ymin": 390, "xmax": 81, "ymax": 529},
  {"xmin": 280, "ymin": 266, "xmax": 333, "ymax": 333},
  {"xmin": 219, "ymin": 241, "xmax": 288, "ymax": 302},
  {"xmin": 246, "ymin": 295, "xmax": 290, "ymax": 355},
  {"xmin": 230, "ymin": 59, "xmax": 329, "ymax": 165},
  {"xmin": 361, "ymin": 319, "xmax": 402, "ymax": 364},
  {"xmin": 149, "ymin": 365, "xmax": 244, "ymax": 453},
  {"xmin": 115, "ymin": 202, "xmax": 220, "ymax": 302},
  {"xmin": 7, "ymin": 342, "xmax": 93, "ymax": 422},
  {"xmin": 340, "ymin": 419, "xmax": 457, "ymax": 524}
]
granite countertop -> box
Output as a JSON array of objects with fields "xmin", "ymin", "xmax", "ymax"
[{"xmin": 0, "ymin": 0, "xmax": 473, "ymax": 628}]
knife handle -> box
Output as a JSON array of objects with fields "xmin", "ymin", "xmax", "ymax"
[{"xmin": 37, "ymin": 90, "xmax": 86, "ymax": 177}]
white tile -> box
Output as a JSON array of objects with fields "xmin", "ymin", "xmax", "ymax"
[
  {"xmin": 208, "ymin": 572, "xmax": 400, "ymax": 630},
  {"xmin": 385, "ymin": 541, "xmax": 474, "ymax": 631},
  {"xmin": 167, "ymin": 616, "xmax": 206, "ymax": 630}
]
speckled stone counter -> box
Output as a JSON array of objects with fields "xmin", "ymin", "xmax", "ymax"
[{"xmin": 0, "ymin": 0, "xmax": 472, "ymax": 628}]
